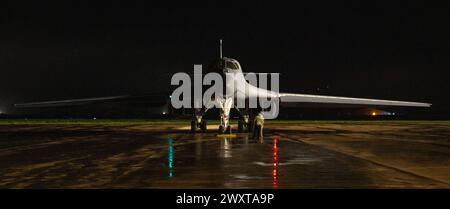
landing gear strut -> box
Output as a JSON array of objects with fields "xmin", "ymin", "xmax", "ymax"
[{"xmin": 218, "ymin": 97, "xmax": 233, "ymax": 134}]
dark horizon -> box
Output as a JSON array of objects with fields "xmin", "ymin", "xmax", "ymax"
[{"xmin": 1, "ymin": 1, "xmax": 449, "ymax": 118}]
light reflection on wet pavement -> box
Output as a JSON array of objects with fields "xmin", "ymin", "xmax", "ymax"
[{"xmin": 0, "ymin": 122, "xmax": 449, "ymax": 188}]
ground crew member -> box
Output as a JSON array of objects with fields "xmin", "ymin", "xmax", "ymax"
[{"xmin": 252, "ymin": 110, "xmax": 264, "ymax": 142}]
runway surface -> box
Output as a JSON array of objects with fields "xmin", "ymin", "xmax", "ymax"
[{"xmin": 0, "ymin": 121, "xmax": 449, "ymax": 188}]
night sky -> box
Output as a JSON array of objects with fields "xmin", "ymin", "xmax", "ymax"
[{"xmin": 0, "ymin": 1, "xmax": 449, "ymax": 117}]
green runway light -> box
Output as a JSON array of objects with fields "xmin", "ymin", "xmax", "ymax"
[{"xmin": 168, "ymin": 137, "xmax": 174, "ymax": 177}]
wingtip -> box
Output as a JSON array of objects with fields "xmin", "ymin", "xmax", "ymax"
[{"xmin": 418, "ymin": 102, "xmax": 432, "ymax": 108}]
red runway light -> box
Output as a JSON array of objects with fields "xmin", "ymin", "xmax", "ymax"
[{"xmin": 272, "ymin": 135, "xmax": 279, "ymax": 189}]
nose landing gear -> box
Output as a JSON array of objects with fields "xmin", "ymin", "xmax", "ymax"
[{"xmin": 218, "ymin": 124, "xmax": 232, "ymax": 134}]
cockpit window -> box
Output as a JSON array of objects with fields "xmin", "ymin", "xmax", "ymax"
[{"xmin": 226, "ymin": 61, "xmax": 239, "ymax": 70}]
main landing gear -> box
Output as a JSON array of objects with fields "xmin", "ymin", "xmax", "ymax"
[
  {"xmin": 191, "ymin": 117, "xmax": 207, "ymax": 133},
  {"xmin": 237, "ymin": 114, "xmax": 251, "ymax": 133},
  {"xmin": 190, "ymin": 109, "xmax": 207, "ymax": 133},
  {"xmin": 189, "ymin": 98, "xmax": 253, "ymax": 134}
]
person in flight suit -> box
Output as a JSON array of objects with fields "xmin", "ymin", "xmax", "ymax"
[{"xmin": 252, "ymin": 109, "xmax": 265, "ymax": 142}]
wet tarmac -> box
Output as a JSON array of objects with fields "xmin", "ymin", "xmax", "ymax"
[{"xmin": 0, "ymin": 121, "xmax": 449, "ymax": 188}]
